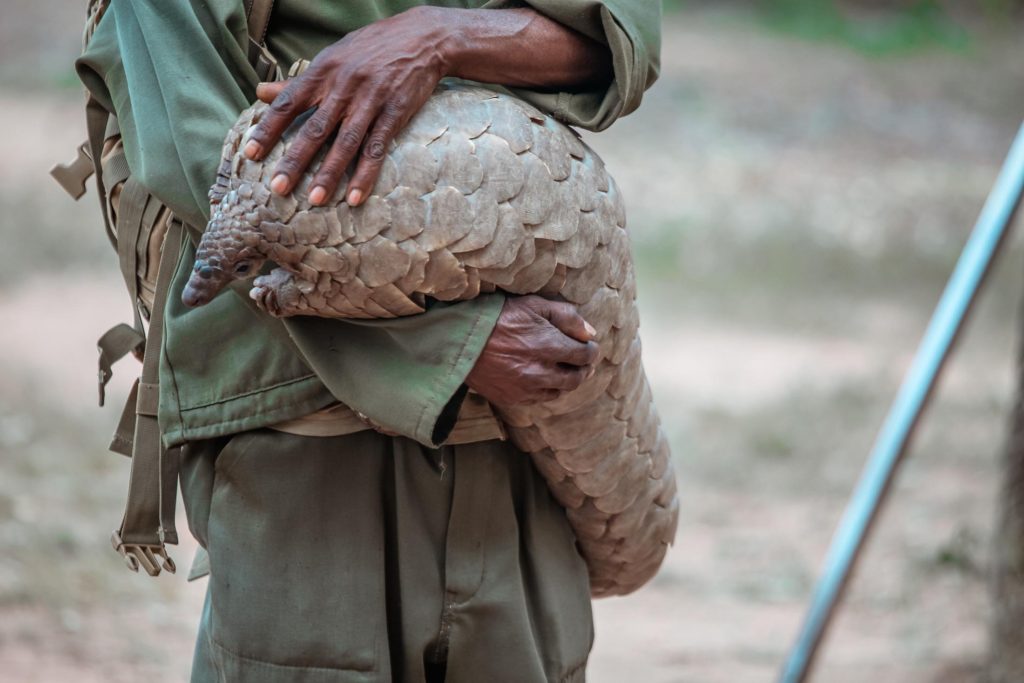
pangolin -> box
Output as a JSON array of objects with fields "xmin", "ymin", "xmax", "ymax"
[{"xmin": 183, "ymin": 83, "xmax": 678, "ymax": 597}]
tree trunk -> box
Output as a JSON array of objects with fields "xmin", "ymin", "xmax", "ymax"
[{"xmin": 989, "ymin": 305, "xmax": 1024, "ymax": 682}]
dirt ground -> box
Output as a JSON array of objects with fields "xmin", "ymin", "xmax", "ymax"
[{"xmin": 2, "ymin": 4, "xmax": 1023, "ymax": 682}]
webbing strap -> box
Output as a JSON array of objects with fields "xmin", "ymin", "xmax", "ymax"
[
  {"xmin": 244, "ymin": 0, "xmax": 279, "ymax": 82},
  {"xmin": 100, "ymin": 152, "xmax": 130, "ymax": 203},
  {"xmin": 111, "ymin": 219, "xmax": 185, "ymax": 576},
  {"xmin": 245, "ymin": 0, "xmax": 275, "ymax": 44},
  {"xmin": 85, "ymin": 96, "xmax": 117, "ymax": 249},
  {"xmin": 110, "ymin": 379, "xmax": 139, "ymax": 457},
  {"xmin": 136, "ymin": 198, "xmax": 164, "ymax": 289},
  {"xmin": 95, "ymin": 159, "xmax": 167, "ymax": 407},
  {"xmin": 248, "ymin": 42, "xmax": 279, "ymax": 82},
  {"xmin": 102, "ymin": 0, "xmax": 278, "ymax": 577},
  {"xmin": 117, "ymin": 179, "xmax": 149, "ymax": 309}
]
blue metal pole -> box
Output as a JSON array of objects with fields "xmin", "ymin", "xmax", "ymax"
[{"xmin": 779, "ymin": 122, "xmax": 1024, "ymax": 683}]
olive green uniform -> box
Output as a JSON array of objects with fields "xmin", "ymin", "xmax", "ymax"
[{"xmin": 76, "ymin": 1, "xmax": 660, "ymax": 680}]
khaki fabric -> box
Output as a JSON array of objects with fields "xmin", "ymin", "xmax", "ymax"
[
  {"xmin": 74, "ymin": 0, "xmax": 661, "ymax": 448},
  {"xmin": 71, "ymin": 1, "xmax": 661, "ymax": 679},
  {"xmin": 180, "ymin": 430, "xmax": 593, "ymax": 683},
  {"xmin": 271, "ymin": 393, "xmax": 506, "ymax": 444},
  {"xmin": 102, "ymin": 134, "xmax": 170, "ymax": 315}
]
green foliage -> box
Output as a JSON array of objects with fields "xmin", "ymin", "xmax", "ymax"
[
  {"xmin": 932, "ymin": 527, "xmax": 981, "ymax": 574},
  {"xmin": 980, "ymin": 0, "xmax": 1022, "ymax": 18},
  {"xmin": 757, "ymin": 0, "xmax": 970, "ymax": 55},
  {"xmin": 662, "ymin": 0, "xmax": 976, "ymax": 55},
  {"xmin": 751, "ymin": 430, "xmax": 794, "ymax": 459}
]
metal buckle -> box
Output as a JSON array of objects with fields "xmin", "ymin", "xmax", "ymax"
[{"xmin": 110, "ymin": 531, "xmax": 176, "ymax": 576}]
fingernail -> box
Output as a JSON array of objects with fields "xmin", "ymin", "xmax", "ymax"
[
  {"xmin": 584, "ymin": 321, "xmax": 597, "ymax": 338},
  {"xmin": 347, "ymin": 188, "xmax": 363, "ymax": 206},
  {"xmin": 271, "ymin": 173, "xmax": 288, "ymax": 194},
  {"xmin": 244, "ymin": 140, "xmax": 263, "ymax": 159},
  {"xmin": 309, "ymin": 186, "xmax": 327, "ymax": 205}
]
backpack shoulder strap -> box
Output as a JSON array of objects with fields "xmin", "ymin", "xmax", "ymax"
[
  {"xmin": 244, "ymin": 0, "xmax": 279, "ymax": 82},
  {"xmin": 109, "ymin": 0, "xmax": 280, "ymax": 577},
  {"xmin": 245, "ymin": 0, "xmax": 275, "ymax": 45},
  {"xmin": 110, "ymin": 218, "xmax": 184, "ymax": 576},
  {"xmin": 60, "ymin": 0, "xmax": 280, "ymax": 578}
]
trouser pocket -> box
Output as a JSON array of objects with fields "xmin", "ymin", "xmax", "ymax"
[{"xmin": 202, "ymin": 430, "xmax": 387, "ymax": 677}]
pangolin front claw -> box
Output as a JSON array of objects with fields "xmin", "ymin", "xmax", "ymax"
[{"xmin": 251, "ymin": 268, "xmax": 302, "ymax": 317}]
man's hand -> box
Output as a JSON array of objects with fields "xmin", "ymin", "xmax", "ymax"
[
  {"xmin": 243, "ymin": 6, "xmax": 611, "ymax": 208},
  {"xmin": 245, "ymin": 8, "xmax": 451, "ymax": 207},
  {"xmin": 467, "ymin": 296, "xmax": 600, "ymax": 407}
]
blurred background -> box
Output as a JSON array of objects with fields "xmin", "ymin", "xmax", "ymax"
[{"xmin": 1, "ymin": 1, "xmax": 1023, "ymax": 681}]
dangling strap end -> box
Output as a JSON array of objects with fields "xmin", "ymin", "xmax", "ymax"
[
  {"xmin": 248, "ymin": 41, "xmax": 280, "ymax": 83},
  {"xmin": 98, "ymin": 368, "xmax": 111, "ymax": 407},
  {"xmin": 96, "ymin": 323, "xmax": 146, "ymax": 407}
]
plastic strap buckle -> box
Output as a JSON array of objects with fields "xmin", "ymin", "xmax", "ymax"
[
  {"xmin": 110, "ymin": 531, "xmax": 176, "ymax": 577},
  {"xmin": 50, "ymin": 142, "xmax": 94, "ymax": 200}
]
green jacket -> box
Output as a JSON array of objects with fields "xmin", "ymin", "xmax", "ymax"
[{"xmin": 75, "ymin": 0, "xmax": 661, "ymax": 448}]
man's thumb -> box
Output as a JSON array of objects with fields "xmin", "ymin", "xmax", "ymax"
[{"xmin": 255, "ymin": 80, "xmax": 288, "ymax": 103}]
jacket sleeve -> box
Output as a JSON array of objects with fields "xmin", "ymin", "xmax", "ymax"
[
  {"xmin": 75, "ymin": 0, "xmax": 503, "ymax": 447},
  {"xmin": 483, "ymin": 0, "xmax": 661, "ymax": 131}
]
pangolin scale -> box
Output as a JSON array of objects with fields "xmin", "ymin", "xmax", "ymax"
[{"xmin": 185, "ymin": 84, "xmax": 678, "ymax": 597}]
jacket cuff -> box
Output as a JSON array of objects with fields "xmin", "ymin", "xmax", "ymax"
[
  {"xmin": 481, "ymin": 0, "xmax": 661, "ymax": 131},
  {"xmin": 283, "ymin": 293, "xmax": 505, "ymax": 449},
  {"xmin": 418, "ymin": 296, "xmax": 505, "ymax": 447}
]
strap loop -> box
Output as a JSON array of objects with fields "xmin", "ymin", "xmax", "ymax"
[
  {"xmin": 136, "ymin": 381, "xmax": 160, "ymax": 417},
  {"xmin": 109, "ymin": 379, "xmax": 139, "ymax": 457},
  {"xmin": 96, "ymin": 323, "xmax": 145, "ymax": 406},
  {"xmin": 248, "ymin": 41, "xmax": 280, "ymax": 83},
  {"xmin": 99, "ymin": 151, "xmax": 130, "ymax": 202},
  {"xmin": 245, "ymin": 0, "xmax": 280, "ymax": 82}
]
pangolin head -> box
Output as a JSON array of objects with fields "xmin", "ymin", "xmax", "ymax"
[{"xmin": 182, "ymin": 208, "xmax": 267, "ymax": 308}]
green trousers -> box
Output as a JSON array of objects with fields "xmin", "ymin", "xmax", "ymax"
[{"xmin": 180, "ymin": 430, "xmax": 593, "ymax": 682}]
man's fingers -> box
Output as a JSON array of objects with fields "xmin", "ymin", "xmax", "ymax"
[
  {"xmin": 534, "ymin": 299, "xmax": 596, "ymax": 343},
  {"xmin": 309, "ymin": 106, "xmax": 378, "ymax": 205},
  {"xmin": 255, "ymin": 81, "xmax": 287, "ymax": 104},
  {"xmin": 535, "ymin": 388, "xmax": 564, "ymax": 404},
  {"xmin": 555, "ymin": 339, "xmax": 600, "ymax": 368},
  {"xmin": 550, "ymin": 364, "xmax": 590, "ymax": 392},
  {"xmin": 344, "ymin": 101, "xmax": 406, "ymax": 206},
  {"xmin": 244, "ymin": 78, "xmax": 311, "ymax": 162},
  {"xmin": 516, "ymin": 388, "xmax": 564, "ymax": 406},
  {"xmin": 269, "ymin": 96, "xmax": 346, "ymax": 197}
]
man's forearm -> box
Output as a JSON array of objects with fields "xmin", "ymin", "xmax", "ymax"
[{"xmin": 434, "ymin": 7, "xmax": 613, "ymax": 91}]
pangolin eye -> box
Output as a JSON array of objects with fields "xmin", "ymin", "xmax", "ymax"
[{"xmin": 235, "ymin": 262, "xmax": 251, "ymax": 275}]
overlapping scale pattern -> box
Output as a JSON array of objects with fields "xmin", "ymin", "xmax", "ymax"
[{"xmin": 201, "ymin": 84, "xmax": 678, "ymax": 597}]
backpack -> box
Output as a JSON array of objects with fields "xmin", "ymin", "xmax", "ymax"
[{"xmin": 50, "ymin": 0, "xmax": 280, "ymax": 577}]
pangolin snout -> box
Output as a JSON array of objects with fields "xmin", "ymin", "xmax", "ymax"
[
  {"xmin": 182, "ymin": 280, "xmax": 213, "ymax": 307},
  {"xmin": 182, "ymin": 262, "xmax": 228, "ymax": 307}
]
